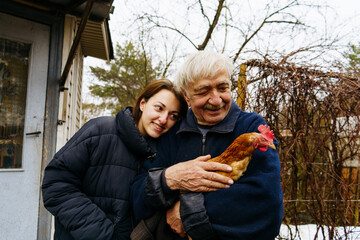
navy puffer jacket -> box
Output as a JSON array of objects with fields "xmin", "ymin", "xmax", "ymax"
[
  {"xmin": 131, "ymin": 101, "xmax": 283, "ymax": 240},
  {"xmin": 42, "ymin": 107, "xmax": 156, "ymax": 240}
]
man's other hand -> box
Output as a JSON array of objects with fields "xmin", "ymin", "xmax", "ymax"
[{"xmin": 166, "ymin": 200, "xmax": 186, "ymax": 238}]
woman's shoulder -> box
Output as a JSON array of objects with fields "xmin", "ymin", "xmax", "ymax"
[
  {"xmin": 84, "ymin": 116, "xmax": 117, "ymax": 133},
  {"xmin": 67, "ymin": 116, "xmax": 117, "ymax": 146},
  {"xmin": 53, "ymin": 116, "xmax": 117, "ymax": 158},
  {"xmin": 85, "ymin": 116, "xmax": 115, "ymax": 125}
]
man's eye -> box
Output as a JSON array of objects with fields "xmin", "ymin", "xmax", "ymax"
[
  {"xmin": 196, "ymin": 91, "xmax": 208, "ymax": 96},
  {"xmin": 219, "ymin": 86, "xmax": 229, "ymax": 91}
]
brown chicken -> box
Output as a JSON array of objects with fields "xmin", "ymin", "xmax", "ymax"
[{"xmin": 208, "ymin": 124, "xmax": 276, "ymax": 181}]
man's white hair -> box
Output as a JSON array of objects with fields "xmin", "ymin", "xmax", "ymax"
[{"xmin": 175, "ymin": 50, "xmax": 235, "ymax": 94}]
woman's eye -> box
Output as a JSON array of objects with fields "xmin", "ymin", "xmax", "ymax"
[
  {"xmin": 170, "ymin": 114, "xmax": 179, "ymax": 120},
  {"xmin": 155, "ymin": 105, "xmax": 162, "ymax": 111}
]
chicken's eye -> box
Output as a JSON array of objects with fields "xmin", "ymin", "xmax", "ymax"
[{"xmin": 261, "ymin": 138, "xmax": 266, "ymax": 141}]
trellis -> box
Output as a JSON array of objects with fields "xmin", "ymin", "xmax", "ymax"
[{"xmin": 235, "ymin": 58, "xmax": 360, "ymax": 239}]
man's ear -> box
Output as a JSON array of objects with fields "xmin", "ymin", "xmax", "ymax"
[
  {"xmin": 140, "ymin": 98, "xmax": 146, "ymax": 111},
  {"xmin": 181, "ymin": 88, "xmax": 191, "ymax": 106}
]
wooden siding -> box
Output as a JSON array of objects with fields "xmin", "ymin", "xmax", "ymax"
[
  {"xmin": 79, "ymin": 19, "xmax": 110, "ymax": 61},
  {"xmin": 56, "ymin": 15, "xmax": 83, "ymax": 151}
]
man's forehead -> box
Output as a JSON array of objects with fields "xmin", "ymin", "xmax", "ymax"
[{"xmin": 191, "ymin": 78, "xmax": 230, "ymax": 90}]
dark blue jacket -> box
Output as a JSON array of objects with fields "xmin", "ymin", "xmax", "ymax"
[
  {"xmin": 131, "ymin": 101, "xmax": 283, "ymax": 240},
  {"xmin": 42, "ymin": 107, "xmax": 156, "ymax": 240}
]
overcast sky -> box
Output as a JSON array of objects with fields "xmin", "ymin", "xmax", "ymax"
[
  {"xmin": 107, "ymin": 0, "xmax": 360, "ymax": 47},
  {"xmin": 82, "ymin": 0, "xmax": 360, "ymax": 105}
]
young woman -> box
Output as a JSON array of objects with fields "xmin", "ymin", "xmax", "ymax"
[{"xmin": 42, "ymin": 79, "xmax": 188, "ymax": 240}]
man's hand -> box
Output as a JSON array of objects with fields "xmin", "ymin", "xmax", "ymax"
[
  {"xmin": 164, "ymin": 155, "xmax": 234, "ymax": 192},
  {"xmin": 166, "ymin": 200, "xmax": 186, "ymax": 238}
]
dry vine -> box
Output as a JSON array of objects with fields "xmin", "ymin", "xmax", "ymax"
[{"xmin": 235, "ymin": 58, "xmax": 360, "ymax": 239}]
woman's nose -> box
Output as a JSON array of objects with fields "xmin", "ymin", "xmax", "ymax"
[{"xmin": 159, "ymin": 113, "xmax": 168, "ymax": 124}]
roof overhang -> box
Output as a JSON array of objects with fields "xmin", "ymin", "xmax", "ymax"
[
  {"xmin": 10, "ymin": 0, "xmax": 114, "ymax": 61},
  {"xmin": 80, "ymin": 19, "xmax": 112, "ymax": 60}
]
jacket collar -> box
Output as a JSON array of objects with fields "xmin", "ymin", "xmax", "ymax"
[
  {"xmin": 177, "ymin": 100, "xmax": 241, "ymax": 134},
  {"xmin": 116, "ymin": 106, "xmax": 157, "ymax": 157}
]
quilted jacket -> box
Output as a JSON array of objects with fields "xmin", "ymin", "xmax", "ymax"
[
  {"xmin": 42, "ymin": 107, "xmax": 156, "ymax": 240},
  {"xmin": 131, "ymin": 101, "xmax": 283, "ymax": 240}
]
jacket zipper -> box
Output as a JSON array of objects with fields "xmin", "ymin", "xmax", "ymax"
[{"xmin": 201, "ymin": 134, "xmax": 206, "ymax": 155}]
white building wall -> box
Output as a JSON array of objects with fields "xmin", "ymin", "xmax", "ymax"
[{"xmin": 56, "ymin": 15, "xmax": 84, "ymax": 152}]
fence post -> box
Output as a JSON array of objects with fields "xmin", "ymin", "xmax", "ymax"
[{"xmin": 236, "ymin": 64, "xmax": 247, "ymax": 110}]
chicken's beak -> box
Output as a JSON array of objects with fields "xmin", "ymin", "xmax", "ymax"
[{"xmin": 269, "ymin": 143, "xmax": 276, "ymax": 149}]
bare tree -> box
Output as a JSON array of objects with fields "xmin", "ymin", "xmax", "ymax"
[{"xmin": 122, "ymin": 0, "xmax": 339, "ymax": 72}]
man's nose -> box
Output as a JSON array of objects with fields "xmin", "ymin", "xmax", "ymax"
[{"xmin": 208, "ymin": 90, "xmax": 222, "ymax": 105}]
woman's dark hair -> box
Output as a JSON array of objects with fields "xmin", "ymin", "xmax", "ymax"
[{"xmin": 132, "ymin": 79, "xmax": 188, "ymax": 124}]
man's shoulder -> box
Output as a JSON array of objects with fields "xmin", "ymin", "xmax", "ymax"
[
  {"xmin": 229, "ymin": 101, "xmax": 263, "ymax": 124},
  {"xmin": 234, "ymin": 110, "xmax": 266, "ymax": 133},
  {"xmin": 237, "ymin": 110, "xmax": 263, "ymax": 121}
]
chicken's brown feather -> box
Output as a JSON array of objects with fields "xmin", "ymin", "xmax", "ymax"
[{"xmin": 207, "ymin": 132, "xmax": 261, "ymax": 181}]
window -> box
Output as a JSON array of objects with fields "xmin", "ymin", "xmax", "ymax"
[{"xmin": 0, "ymin": 38, "xmax": 31, "ymax": 168}]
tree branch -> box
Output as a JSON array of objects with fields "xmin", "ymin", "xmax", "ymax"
[
  {"xmin": 197, "ymin": 0, "xmax": 225, "ymax": 50},
  {"xmin": 198, "ymin": 0, "xmax": 211, "ymax": 26},
  {"xmin": 233, "ymin": 0, "xmax": 300, "ymax": 63},
  {"xmin": 143, "ymin": 15, "xmax": 199, "ymax": 49}
]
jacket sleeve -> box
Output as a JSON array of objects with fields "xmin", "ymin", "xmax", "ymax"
[
  {"xmin": 180, "ymin": 193, "xmax": 216, "ymax": 240},
  {"xmin": 42, "ymin": 123, "xmax": 114, "ymax": 240},
  {"xmin": 180, "ymin": 118, "xmax": 283, "ymax": 240},
  {"xmin": 130, "ymin": 133, "xmax": 179, "ymax": 224}
]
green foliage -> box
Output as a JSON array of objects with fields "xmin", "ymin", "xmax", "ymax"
[
  {"xmin": 344, "ymin": 43, "xmax": 360, "ymax": 77},
  {"xmin": 81, "ymin": 102, "xmax": 105, "ymax": 124},
  {"xmin": 88, "ymin": 41, "xmax": 162, "ymax": 115},
  {"xmin": 346, "ymin": 44, "xmax": 360, "ymax": 68}
]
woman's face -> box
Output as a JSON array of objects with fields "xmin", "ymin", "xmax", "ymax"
[{"xmin": 138, "ymin": 89, "xmax": 181, "ymax": 138}]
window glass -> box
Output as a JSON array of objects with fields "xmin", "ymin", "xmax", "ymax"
[{"xmin": 0, "ymin": 38, "xmax": 31, "ymax": 168}]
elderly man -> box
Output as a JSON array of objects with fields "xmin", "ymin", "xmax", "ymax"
[{"xmin": 130, "ymin": 51, "xmax": 283, "ymax": 240}]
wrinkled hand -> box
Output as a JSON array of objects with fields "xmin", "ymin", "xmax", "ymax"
[
  {"xmin": 166, "ymin": 200, "xmax": 186, "ymax": 238},
  {"xmin": 164, "ymin": 155, "xmax": 234, "ymax": 192}
]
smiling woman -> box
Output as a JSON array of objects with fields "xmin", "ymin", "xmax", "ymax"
[
  {"xmin": 41, "ymin": 79, "xmax": 188, "ymax": 240},
  {"xmin": 134, "ymin": 79, "xmax": 188, "ymax": 138},
  {"xmin": 138, "ymin": 89, "xmax": 181, "ymax": 138}
]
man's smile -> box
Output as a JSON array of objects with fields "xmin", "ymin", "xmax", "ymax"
[{"xmin": 203, "ymin": 101, "xmax": 225, "ymax": 111}]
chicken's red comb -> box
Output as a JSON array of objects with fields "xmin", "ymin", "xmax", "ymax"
[{"xmin": 258, "ymin": 124, "xmax": 274, "ymax": 140}]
